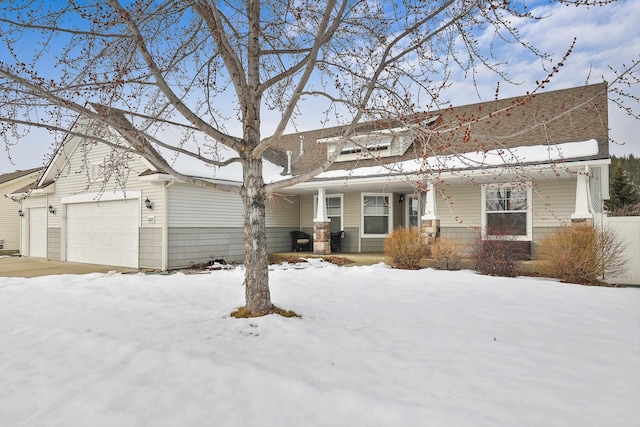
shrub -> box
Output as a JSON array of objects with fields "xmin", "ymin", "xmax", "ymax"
[
  {"xmin": 384, "ymin": 227, "xmax": 427, "ymax": 270},
  {"xmin": 537, "ymin": 224, "xmax": 628, "ymax": 285},
  {"xmin": 471, "ymin": 236, "xmax": 527, "ymax": 277},
  {"xmin": 607, "ymin": 202, "xmax": 640, "ymax": 217},
  {"xmin": 431, "ymin": 238, "xmax": 463, "ymax": 270}
]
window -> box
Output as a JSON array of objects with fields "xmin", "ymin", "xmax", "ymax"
[
  {"xmin": 482, "ymin": 183, "xmax": 531, "ymax": 239},
  {"xmin": 317, "ymin": 126, "xmax": 415, "ymax": 163},
  {"xmin": 90, "ymin": 163, "xmax": 104, "ymax": 179},
  {"xmin": 328, "ymin": 138, "xmax": 393, "ymax": 162},
  {"xmin": 407, "ymin": 195, "xmax": 421, "ymax": 228},
  {"xmin": 314, "ymin": 195, "xmax": 343, "ymax": 233},
  {"xmin": 362, "ymin": 194, "xmax": 391, "ymax": 236}
]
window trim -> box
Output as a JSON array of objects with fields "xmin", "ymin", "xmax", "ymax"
[
  {"xmin": 313, "ymin": 194, "xmax": 344, "ymax": 231},
  {"xmin": 481, "ymin": 183, "xmax": 532, "ymax": 241},
  {"xmin": 361, "ymin": 193, "xmax": 393, "ymax": 238}
]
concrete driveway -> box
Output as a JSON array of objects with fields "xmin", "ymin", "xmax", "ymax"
[{"xmin": 0, "ymin": 256, "xmax": 137, "ymax": 278}]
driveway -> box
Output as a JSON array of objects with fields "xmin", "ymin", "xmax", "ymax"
[{"xmin": 0, "ymin": 256, "xmax": 137, "ymax": 278}]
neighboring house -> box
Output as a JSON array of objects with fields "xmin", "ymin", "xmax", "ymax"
[
  {"xmin": 0, "ymin": 168, "xmax": 43, "ymax": 254},
  {"xmin": 13, "ymin": 83, "xmax": 610, "ymax": 268}
]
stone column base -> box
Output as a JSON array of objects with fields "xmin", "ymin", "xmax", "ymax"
[
  {"xmin": 421, "ymin": 219, "xmax": 440, "ymax": 254},
  {"xmin": 313, "ymin": 221, "xmax": 331, "ymax": 255}
]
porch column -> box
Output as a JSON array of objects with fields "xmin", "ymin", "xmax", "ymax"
[
  {"xmin": 313, "ymin": 188, "xmax": 331, "ymax": 255},
  {"xmin": 421, "ymin": 182, "xmax": 440, "ymax": 249},
  {"xmin": 571, "ymin": 166, "xmax": 593, "ymax": 226}
]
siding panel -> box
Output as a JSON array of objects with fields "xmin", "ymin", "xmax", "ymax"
[
  {"xmin": 343, "ymin": 192, "xmax": 360, "ymax": 229},
  {"xmin": 300, "ymin": 195, "xmax": 314, "ymax": 228},
  {"xmin": 532, "ymin": 179, "xmax": 576, "ymax": 227},
  {"xmin": 47, "ymin": 228, "xmax": 61, "ymax": 261},
  {"xmin": 436, "ymin": 184, "xmax": 481, "ymax": 228},
  {"xmin": 140, "ymin": 227, "xmax": 162, "ymax": 270},
  {"xmin": 52, "ymin": 139, "xmax": 162, "ymax": 229},
  {"xmin": 168, "ymin": 184, "xmax": 243, "ymax": 228},
  {"xmin": 168, "ymin": 227, "xmax": 245, "ymax": 269},
  {"xmin": 266, "ymin": 195, "xmax": 299, "ymax": 228}
]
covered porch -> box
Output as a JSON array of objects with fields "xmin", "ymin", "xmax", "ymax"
[{"xmin": 280, "ymin": 159, "xmax": 609, "ymax": 256}]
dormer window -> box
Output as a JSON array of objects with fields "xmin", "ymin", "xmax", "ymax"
[
  {"xmin": 317, "ymin": 121, "xmax": 437, "ymax": 163},
  {"xmin": 326, "ymin": 137, "xmax": 394, "ymax": 162}
]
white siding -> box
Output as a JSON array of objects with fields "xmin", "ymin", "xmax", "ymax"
[
  {"xmin": 168, "ymin": 183, "xmax": 244, "ymax": 227},
  {"xmin": 51, "ymin": 139, "xmax": 163, "ymax": 228},
  {"xmin": 343, "ymin": 192, "xmax": 361, "ymax": 229},
  {"xmin": 532, "ymin": 179, "xmax": 576, "ymax": 227},
  {"xmin": 436, "ymin": 179, "xmax": 576, "ymax": 230},
  {"xmin": 436, "ymin": 184, "xmax": 482, "ymax": 228},
  {"xmin": 300, "ymin": 194, "xmax": 314, "ymax": 228},
  {"xmin": 266, "ymin": 195, "xmax": 300, "ymax": 228}
]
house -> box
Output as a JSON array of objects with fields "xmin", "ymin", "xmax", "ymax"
[
  {"xmin": 13, "ymin": 83, "xmax": 610, "ymax": 268},
  {"xmin": 12, "ymin": 112, "xmax": 298, "ymax": 270},
  {"xmin": 0, "ymin": 168, "xmax": 43, "ymax": 254},
  {"xmin": 273, "ymin": 82, "xmax": 610, "ymax": 256}
]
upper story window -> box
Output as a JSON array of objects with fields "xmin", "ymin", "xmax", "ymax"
[
  {"xmin": 482, "ymin": 183, "xmax": 532, "ymax": 240},
  {"xmin": 318, "ymin": 127, "xmax": 412, "ymax": 163},
  {"xmin": 362, "ymin": 194, "xmax": 392, "ymax": 237}
]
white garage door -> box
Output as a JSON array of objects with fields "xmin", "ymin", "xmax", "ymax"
[
  {"xmin": 29, "ymin": 207, "xmax": 47, "ymax": 258},
  {"xmin": 67, "ymin": 199, "xmax": 139, "ymax": 268}
]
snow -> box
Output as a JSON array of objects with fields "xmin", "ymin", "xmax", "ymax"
[
  {"xmin": 1, "ymin": 260, "xmax": 638, "ymax": 426},
  {"xmin": 142, "ymin": 125, "xmax": 598, "ymax": 184},
  {"xmin": 315, "ymin": 139, "xmax": 600, "ymax": 179},
  {"xmin": 165, "ymin": 151, "xmax": 287, "ymax": 184}
]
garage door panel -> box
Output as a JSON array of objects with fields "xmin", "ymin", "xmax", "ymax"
[{"xmin": 67, "ymin": 200, "xmax": 139, "ymax": 268}]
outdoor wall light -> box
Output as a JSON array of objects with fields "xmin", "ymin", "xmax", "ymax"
[
  {"xmin": 18, "ymin": 209, "xmax": 24, "ymax": 217},
  {"xmin": 398, "ymin": 194, "xmax": 405, "ymax": 204},
  {"xmin": 144, "ymin": 198, "xmax": 153, "ymax": 210},
  {"xmin": 48, "ymin": 205, "xmax": 56, "ymax": 215}
]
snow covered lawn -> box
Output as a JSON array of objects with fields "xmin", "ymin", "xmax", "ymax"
[{"xmin": 1, "ymin": 261, "xmax": 638, "ymax": 426}]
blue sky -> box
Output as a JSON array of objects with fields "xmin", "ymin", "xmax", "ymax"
[{"xmin": 1, "ymin": 0, "xmax": 638, "ymax": 173}]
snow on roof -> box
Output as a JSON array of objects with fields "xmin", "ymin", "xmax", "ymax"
[
  {"xmin": 145, "ymin": 124, "xmax": 288, "ymax": 184},
  {"xmin": 314, "ymin": 139, "xmax": 600, "ymax": 180},
  {"xmin": 166, "ymin": 152, "xmax": 287, "ymax": 184}
]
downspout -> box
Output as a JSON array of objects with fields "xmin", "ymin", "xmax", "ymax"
[
  {"xmin": 19, "ymin": 200, "xmax": 24, "ymax": 256},
  {"xmin": 161, "ymin": 180, "xmax": 175, "ymax": 271}
]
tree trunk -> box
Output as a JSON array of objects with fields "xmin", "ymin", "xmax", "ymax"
[{"xmin": 241, "ymin": 153, "xmax": 273, "ymax": 315}]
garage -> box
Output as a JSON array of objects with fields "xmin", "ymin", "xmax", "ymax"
[
  {"xmin": 66, "ymin": 199, "xmax": 139, "ymax": 268},
  {"xmin": 29, "ymin": 207, "xmax": 47, "ymax": 258}
]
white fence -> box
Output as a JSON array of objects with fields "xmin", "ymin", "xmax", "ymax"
[{"xmin": 603, "ymin": 216, "xmax": 640, "ymax": 285}]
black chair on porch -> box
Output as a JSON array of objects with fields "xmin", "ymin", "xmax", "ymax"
[
  {"xmin": 330, "ymin": 230, "xmax": 344, "ymax": 252},
  {"xmin": 291, "ymin": 231, "xmax": 312, "ymax": 252}
]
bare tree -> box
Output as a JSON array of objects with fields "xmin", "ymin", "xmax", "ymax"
[{"xmin": 0, "ymin": 0, "xmax": 621, "ymax": 315}]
